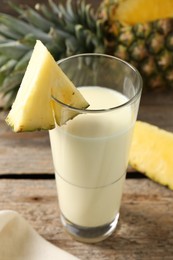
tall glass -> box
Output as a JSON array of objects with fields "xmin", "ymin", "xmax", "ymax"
[{"xmin": 49, "ymin": 54, "xmax": 142, "ymax": 243}]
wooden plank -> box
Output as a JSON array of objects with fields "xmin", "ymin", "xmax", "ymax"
[
  {"xmin": 141, "ymin": 89, "xmax": 173, "ymax": 105},
  {"xmin": 0, "ymin": 178, "xmax": 172, "ymax": 259},
  {"xmin": 138, "ymin": 105, "xmax": 173, "ymax": 131},
  {"xmin": 0, "ymin": 111, "xmax": 54, "ymax": 174},
  {"xmin": 139, "ymin": 90, "xmax": 173, "ymax": 131}
]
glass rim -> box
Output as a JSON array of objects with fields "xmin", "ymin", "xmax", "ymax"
[{"xmin": 52, "ymin": 53, "xmax": 143, "ymax": 114}]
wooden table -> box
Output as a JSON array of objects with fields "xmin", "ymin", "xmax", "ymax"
[{"xmin": 0, "ymin": 90, "xmax": 173, "ymax": 260}]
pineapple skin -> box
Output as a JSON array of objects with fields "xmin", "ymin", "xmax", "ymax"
[
  {"xmin": 99, "ymin": 1, "xmax": 173, "ymax": 91},
  {"xmin": 129, "ymin": 121, "xmax": 173, "ymax": 190}
]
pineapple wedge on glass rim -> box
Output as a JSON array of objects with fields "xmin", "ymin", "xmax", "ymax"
[{"xmin": 5, "ymin": 40, "xmax": 89, "ymax": 132}]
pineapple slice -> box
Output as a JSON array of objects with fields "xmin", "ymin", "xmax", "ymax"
[
  {"xmin": 129, "ymin": 121, "xmax": 173, "ymax": 190},
  {"xmin": 116, "ymin": 0, "xmax": 173, "ymax": 25},
  {"xmin": 6, "ymin": 40, "xmax": 89, "ymax": 132}
]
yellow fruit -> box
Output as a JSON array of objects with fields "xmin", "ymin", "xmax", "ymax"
[
  {"xmin": 116, "ymin": 0, "xmax": 173, "ymax": 25},
  {"xmin": 129, "ymin": 121, "xmax": 173, "ymax": 190},
  {"xmin": 5, "ymin": 40, "xmax": 89, "ymax": 132}
]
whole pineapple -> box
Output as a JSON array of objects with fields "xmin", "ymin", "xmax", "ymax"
[{"xmin": 1, "ymin": 0, "xmax": 173, "ymax": 108}]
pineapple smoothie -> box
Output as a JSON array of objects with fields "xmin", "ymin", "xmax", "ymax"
[{"xmin": 49, "ymin": 86, "xmax": 134, "ymax": 228}]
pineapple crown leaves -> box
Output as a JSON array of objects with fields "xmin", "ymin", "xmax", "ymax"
[
  {"xmin": 42, "ymin": 0, "xmax": 104, "ymax": 55},
  {"xmin": 0, "ymin": 0, "xmax": 105, "ymax": 109}
]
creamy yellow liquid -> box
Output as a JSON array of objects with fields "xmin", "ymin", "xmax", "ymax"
[{"xmin": 49, "ymin": 87, "xmax": 134, "ymax": 227}]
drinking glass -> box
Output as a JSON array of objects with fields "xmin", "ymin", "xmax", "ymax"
[{"xmin": 49, "ymin": 54, "xmax": 142, "ymax": 243}]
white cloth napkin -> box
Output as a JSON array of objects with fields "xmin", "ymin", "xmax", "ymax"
[{"xmin": 0, "ymin": 210, "xmax": 79, "ymax": 260}]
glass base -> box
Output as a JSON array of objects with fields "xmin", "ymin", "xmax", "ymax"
[{"xmin": 60, "ymin": 213, "xmax": 119, "ymax": 243}]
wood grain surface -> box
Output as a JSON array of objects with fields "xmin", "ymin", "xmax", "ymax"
[
  {"xmin": 0, "ymin": 111, "xmax": 53, "ymax": 175},
  {"xmin": 1, "ymin": 93, "xmax": 173, "ymax": 259},
  {"xmin": 0, "ymin": 178, "xmax": 172, "ymax": 260}
]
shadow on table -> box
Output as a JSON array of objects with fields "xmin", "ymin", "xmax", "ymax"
[{"xmin": 95, "ymin": 203, "xmax": 173, "ymax": 258}]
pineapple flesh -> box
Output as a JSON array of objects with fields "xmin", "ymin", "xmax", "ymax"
[
  {"xmin": 6, "ymin": 40, "xmax": 89, "ymax": 132},
  {"xmin": 129, "ymin": 121, "xmax": 173, "ymax": 190},
  {"xmin": 115, "ymin": 0, "xmax": 173, "ymax": 25}
]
